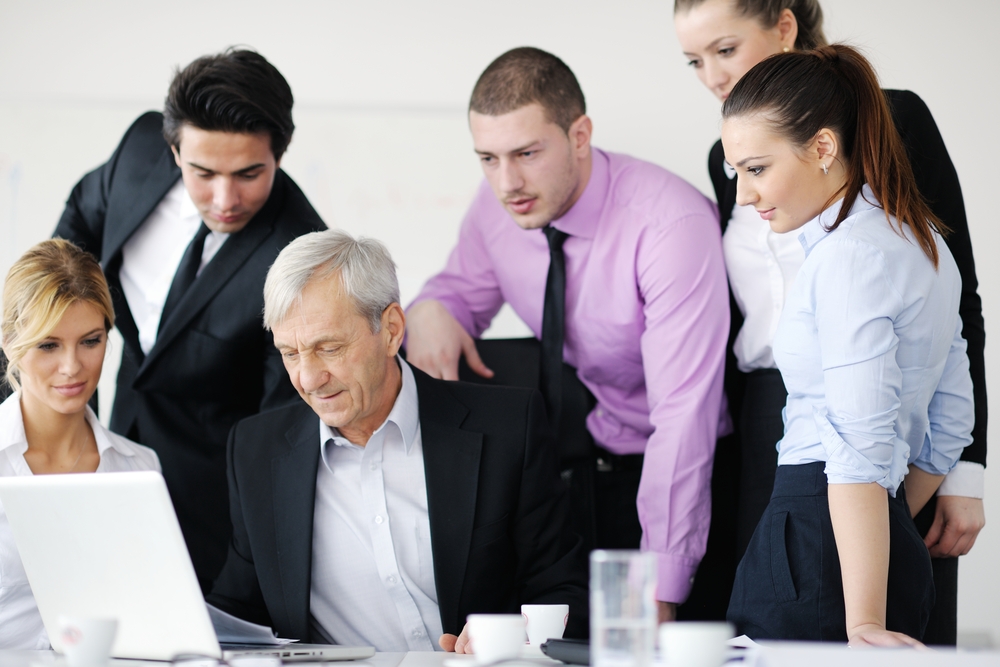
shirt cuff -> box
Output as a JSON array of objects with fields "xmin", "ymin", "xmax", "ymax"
[
  {"xmin": 653, "ymin": 552, "xmax": 700, "ymax": 604},
  {"xmin": 936, "ymin": 461, "xmax": 985, "ymax": 498}
]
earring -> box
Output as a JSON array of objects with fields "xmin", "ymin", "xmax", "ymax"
[
  {"xmin": 783, "ymin": 46, "xmax": 790, "ymax": 53},
  {"xmin": 821, "ymin": 163, "xmax": 829, "ymax": 175}
]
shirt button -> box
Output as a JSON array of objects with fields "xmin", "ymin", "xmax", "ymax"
[
  {"xmin": 412, "ymin": 630, "xmax": 423, "ymax": 638},
  {"xmin": 387, "ymin": 575, "xmax": 397, "ymax": 584},
  {"xmin": 370, "ymin": 462, "xmax": 378, "ymax": 471},
  {"xmin": 374, "ymin": 515, "xmax": 384, "ymax": 524}
]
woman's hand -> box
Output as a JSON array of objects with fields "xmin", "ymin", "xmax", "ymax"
[
  {"xmin": 924, "ymin": 495, "xmax": 986, "ymax": 557},
  {"xmin": 847, "ymin": 623, "xmax": 926, "ymax": 648}
]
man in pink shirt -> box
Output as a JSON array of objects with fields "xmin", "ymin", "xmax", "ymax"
[{"xmin": 406, "ymin": 47, "xmax": 729, "ymax": 621}]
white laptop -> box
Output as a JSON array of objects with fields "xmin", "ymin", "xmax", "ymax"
[{"xmin": 0, "ymin": 471, "xmax": 374, "ymax": 662}]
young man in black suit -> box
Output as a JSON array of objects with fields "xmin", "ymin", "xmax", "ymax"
[
  {"xmin": 207, "ymin": 229, "xmax": 587, "ymax": 651},
  {"xmin": 52, "ymin": 49, "xmax": 326, "ymax": 593}
]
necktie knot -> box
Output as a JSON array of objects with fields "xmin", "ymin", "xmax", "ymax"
[{"xmin": 543, "ymin": 225, "xmax": 569, "ymax": 253}]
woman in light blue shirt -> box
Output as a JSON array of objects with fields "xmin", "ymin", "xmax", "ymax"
[{"xmin": 719, "ymin": 45, "xmax": 974, "ymax": 646}]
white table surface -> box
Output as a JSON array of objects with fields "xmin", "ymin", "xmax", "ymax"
[{"xmin": 3, "ymin": 644, "xmax": 998, "ymax": 667}]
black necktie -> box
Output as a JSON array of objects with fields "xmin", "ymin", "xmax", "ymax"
[
  {"xmin": 160, "ymin": 222, "xmax": 210, "ymax": 332},
  {"xmin": 540, "ymin": 225, "xmax": 569, "ymax": 431}
]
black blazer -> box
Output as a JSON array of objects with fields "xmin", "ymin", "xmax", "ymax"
[
  {"xmin": 52, "ymin": 111, "xmax": 327, "ymax": 589},
  {"xmin": 708, "ymin": 89, "xmax": 987, "ymax": 466},
  {"xmin": 207, "ymin": 366, "xmax": 588, "ymax": 642}
]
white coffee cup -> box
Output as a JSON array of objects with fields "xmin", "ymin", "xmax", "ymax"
[
  {"xmin": 521, "ymin": 604, "xmax": 569, "ymax": 646},
  {"xmin": 658, "ymin": 621, "xmax": 733, "ymax": 667},
  {"xmin": 466, "ymin": 614, "xmax": 526, "ymax": 663},
  {"xmin": 57, "ymin": 616, "xmax": 118, "ymax": 667}
]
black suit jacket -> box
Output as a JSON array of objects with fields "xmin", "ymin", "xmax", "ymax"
[
  {"xmin": 207, "ymin": 365, "xmax": 588, "ymax": 642},
  {"xmin": 708, "ymin": 89, "xmax": 987, "ymax": 466},
  {"xmin": 52, "ymin": 111, "xmax": 327, "ymax": 590}
]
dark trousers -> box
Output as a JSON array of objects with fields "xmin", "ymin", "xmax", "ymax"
[
  {"xmin": 564, "ymin": 450, "xmax": 644, "ymax": 553},
  {"xmin": 728, "ymin": 462, "xmax": 935, "ymax": 641},
  {"xmin": 730, "ymin": 369, "xmax": 958, "ymax": 644},
  {"xmin": 736, "ymin": 369, "xmax": 786, "ymax": 558},
  {"xmin": 913, "ymin": 495, "xmax": 959, "ymax": 646}
]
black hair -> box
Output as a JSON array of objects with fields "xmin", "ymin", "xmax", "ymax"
[{"xmin": 163, "ymin": 48, "xmax": 294, "ymax": 160}]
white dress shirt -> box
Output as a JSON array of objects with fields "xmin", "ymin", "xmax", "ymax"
[
  {"xmin": 773, "ymin": 188, "xmax": 973, "ymax": 494},
  {"xmin": 0, "ymin": 393, "xmax": 161, "ymax": 649},
  {"xmin": 119, "ymin": 179, "xmax": 229, "ymax": 355},
  {"xmin": 310, "ymin": 359, "xmax": 442, "ymax": 652},
  {"xmin": 723, "ymin": 202, "xmax": 805, "ymax": 373}
]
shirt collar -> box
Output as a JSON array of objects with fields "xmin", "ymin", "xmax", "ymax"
[
  {"xmin": 318, "ymin": 356, "xmax": 420, "ymax": 454},
  {"xmin": 0, "ymin": 391, "xmax": 136, "ymax": 457},
  {"xmin": 548, "ymin": 147, "xmax": 609, "ymax": 241},
  {"xmin": 0, "ymin": 392, "xmax": 28, "ymax": 455},
  {"xmin": 798, "ymin": 184, "xmax": 879, "ymax": 256}
]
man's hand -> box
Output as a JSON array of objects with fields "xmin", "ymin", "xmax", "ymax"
[
  {"xmin": 847, "ymin": 623, "xmax": 925, "ymax": 648},
  {"xmin": 406, "ymin": 300, "xmax": 493, "ymax": 381},
  {"xmin": 439, "ymin": 624, "xmax": 472, "ymax": 653},
  {"xmin": 657, "ymin": 601, "xmax": 677, "ymax": 624},
  {"xmin": 924, "ymin": 495, "xmax": 986, "ymax": 558}
]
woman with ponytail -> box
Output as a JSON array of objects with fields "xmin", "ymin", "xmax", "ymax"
[
  {"xmin": 719, "ymin": 44, "xmax": 973, "ymax": 645},
  {"xmin": 673, "ymin": 0, "xmax": 985, "ymax": 644}
]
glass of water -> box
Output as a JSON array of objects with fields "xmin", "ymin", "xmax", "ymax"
[{"xmin": 590, "ymin": 550, "xmax": 657, "ymax": 667}]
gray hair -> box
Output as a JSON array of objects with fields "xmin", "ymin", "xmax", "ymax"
[{"xmin": 263, "ymin": 229, "xmax": 400, "ymax": 332}]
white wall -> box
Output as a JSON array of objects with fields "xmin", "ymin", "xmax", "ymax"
[{"xmin": 1, "ymin": 0, "xmax": 997, "ymax": 644}]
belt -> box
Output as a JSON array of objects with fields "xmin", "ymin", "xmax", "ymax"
[{"xmin": 594, "ymin": 446, "xmax": 644, "ymax": 473}]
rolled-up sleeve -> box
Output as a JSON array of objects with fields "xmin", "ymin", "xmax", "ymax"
[
  {"xmin": 914, "ymin": 314, "xmax": 974, "ymax": 475},
  {"xmin": 811, "ymin": 241, "xmax": 906, "ymax": 492}
]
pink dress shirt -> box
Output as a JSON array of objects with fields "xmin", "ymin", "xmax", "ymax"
[{"xmin": 411, "ymin": 148, "xmax": 729, "ymax": 602}]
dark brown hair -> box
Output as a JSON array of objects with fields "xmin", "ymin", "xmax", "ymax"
[
  {"xmin": 469, "ymin": 47, "xmax": 586, "ymax": 132},
  {"xmin": 163, "ymin": 48, "xmax": 294, "ymax": 160},
  {"xmin": 722, "ymin": 44, "xmax": 945, "ymax": 267},
  {"xmin": 674, "ymin": 0, "xmax": 827, "ymax": 51}
]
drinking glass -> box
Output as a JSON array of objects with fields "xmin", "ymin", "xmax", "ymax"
[{"xmin": 590, "ymin": 550, "xmax": 657, "ymax": 667}]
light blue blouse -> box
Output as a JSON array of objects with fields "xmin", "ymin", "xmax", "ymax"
[{"xmin": 773, "ymin": 186, "xmax": 974, "ymax": 495}]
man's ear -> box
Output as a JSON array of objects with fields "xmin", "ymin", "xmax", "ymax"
[
  {"xmin": 568, "ymin": 114, "xmax": 593, "ymax": 158},
  {"xmin": 171, "ymin": 144, "xmax": 182, "ymax": 168},
  {"xmin": 382, "ymin": 303, "xmax": 406, "ymax": 357}
]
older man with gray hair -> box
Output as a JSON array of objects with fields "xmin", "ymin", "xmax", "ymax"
[{"xmin": 207, "ymin": 229, "xmax": 587, "ymax": 652}]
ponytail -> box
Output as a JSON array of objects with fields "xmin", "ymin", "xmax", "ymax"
[{"xmin": 723, "ymin": 44, "xmax": 945, "ymax": 267}]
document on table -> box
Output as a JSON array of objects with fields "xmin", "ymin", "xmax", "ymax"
[{"xmin": 207, "ymin": 603, "xmax": 297, "ymax": 645}]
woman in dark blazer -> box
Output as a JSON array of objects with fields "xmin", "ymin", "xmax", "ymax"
[{"xmin": 673, "ymin": 0, "xmax": 986, "ymax": 645}]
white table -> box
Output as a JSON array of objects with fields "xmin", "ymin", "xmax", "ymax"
[{"xmin": 3, "ymin": 644, "xmax": 998, "ymax": 667}]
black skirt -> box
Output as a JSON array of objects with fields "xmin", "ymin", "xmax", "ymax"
[{"xmin": 727, "ymin": 461, "xmax": 934, "ymax": 641}]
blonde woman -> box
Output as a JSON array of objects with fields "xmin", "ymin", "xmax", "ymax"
[{"xmin": 0, "ymin": 239, "xmax": 160, "ymax": 649}]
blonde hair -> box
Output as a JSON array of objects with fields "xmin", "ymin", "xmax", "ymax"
[{"xmin": 2, "ymin": 239, "xmax": 114, "ymax": 391}]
